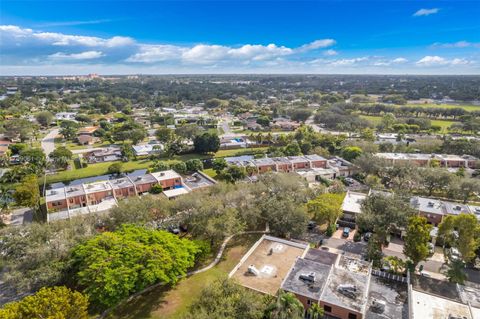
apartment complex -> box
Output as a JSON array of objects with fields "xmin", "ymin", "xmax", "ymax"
[
  {"xmin": 375, "ymin": 153, "xmax": 478, "ymax": 169},
  {"xmin": 45, "ymin": 170, "xmax": 216, "ymax": 221},
  {"xmin": 225, "ymin": 155, "xmax": 357, "ymax": 182},
  {"xmin": 410, "ymin": 196, "xmax": 480, "ymax": 226},
  {"xmin": 230, "ymin": 235, "xmax": 409, "ymax": 319}
]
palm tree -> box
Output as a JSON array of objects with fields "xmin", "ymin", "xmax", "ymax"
[
  {"xmin": 307, "ymin": 303, "xmax": 324, "ymax": 319},
  {"xmin": 267, "ymin": 290, "xmax": 304, "ymax": 319}
]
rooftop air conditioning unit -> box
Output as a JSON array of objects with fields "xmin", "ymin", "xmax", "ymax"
[
  {"xmin": 247, "ymin": 265, "xmax": 260, "ymax": 276},
  {"xmin": 370, "ymin": 299, "xmax": 386, "ymax": 313},
  {"xmin": 428, "ymin": 202, "xmax": 434, "ymax": 207},
  {"xmin": 338, "ymin": 284, "xmax": 358, "ymax": 299},
  {"xmin": 299, "ymin": 272, "xmax": 316, "ymax": 283}
]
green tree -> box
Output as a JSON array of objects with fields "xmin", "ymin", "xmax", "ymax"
[
  {"xmin": 155, "ymin": 127, "xmax": 175, "ymax": 143},
  {"xmin": 59, "ymin": 120, "xmax": 79, "ymax": 140},
  {"xmin": 444, "ymin": 259, "xmax": 467, "ymax": 284},
  {"xmin": 307, "ymin": 303, "xmax": 324, "ymax": 319},
  {"xmin": 266, "ymin": 290, "xmax": 304, "ymax": 319},
  {"xmin": 403, "ymin": 216, "xmax": 432, "ymax": 269},
  {"xmin": 49, "ymin": 146, "xmax": 73, "ymax": 169},
  {"xmin": 194, "ymin": 132, "xmax": 220, "ymax": 154},
  {"xmin": 0, "ymin": 286, "xmax": 89, "ymax": 319},
  {"xmin": 71, "ymin": 225, "xmax": 199, "ymax": 308},
  {"xmin": 284, "ymin": 141, "xmax": 302, "ymax": 156},
  {"xmin": 341, "ymin": 146, "xmax": 363, "ymax": 161},
  {"xmin": 13, "ymin": 174, "xmax": 40, "ymax": 211},
  {"xmin": 19, "ymin": 147, "xmax": 46, "ymax": 171},
  {"xmin": 438, "ymin": 214, "xmax": 480, "ymax": 263},
  {"xmin": 171, "ymin": 161, "xmax": 187, "ymax": 174},
  {"xmin": 212, "ymin": 158, "xmax": 228, "ymax": 173},
  {"xmin": 35, "ymin": 111, "xmax": 54, "ymax": 127},
  {"xmin": 120, "ymin": 143, "xmax": 135, "ymax": 161},
  {"xmin": 307, "ymin": 193, "xmax": 344, "ymax": 227},
  {"xmin": 358, "ymin": 194, "xmax": 414, "ymax": 243},
  {"xmin": 420, "ymin": 168, "xmax": 452, "ymax": 196},
  {"xmin": 107, "ymin": 162, "xmax": 123, "ymax": 175},
  {"xmin": 185, "ymin": 159, "xmax": 204, "ymax": 172},
  {"xmin": 220, "ymin": 165, "xmax": 247, "ymax": 183}
]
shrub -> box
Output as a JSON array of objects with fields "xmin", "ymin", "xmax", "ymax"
[
  {"xmin": 151, "ymin": 184, "xmax": 163, "ymax": 194},
  {"xmin": 353, "ymin": 231, "xmax": 361, "ymax": 242},
  {"xmin": 326, "ymin": 223, "xmax": 336, "ymax": 237}
]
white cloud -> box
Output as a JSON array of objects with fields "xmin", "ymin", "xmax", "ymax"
[
  {"xmin": 392, "ymin": 57, "xmax": 408, "ymax": 63},
  {"xmin": 34, "ymin": 19, "xmax": 112, "ymax": 27},
  {"xmin": 329, "ymin": 57, "xmax": 368, "ymax": 66},
  {"xmin": 416, "ymin": 56, "xmax": 473, "ymax": 66},
  {"xmin": 431, "ymin": 41, "xmax": 480, "ymax": 48},
  {"xmin": 0, "ymin": 25, "xmax": 134, "ymax": 47},
  {"xmin": 416, "ymin": 56, "xmax": 448, "ymax": 66},
  {"xmin": 323, "ymin": 49, "xmax": 338, "ymax": 56},
  {"xmin": 413, "ymin": 8, "xmax": 440, "ymax": 17},
  {"xmin": 48, "ymin": 51, "xmax": 104, "ymax": 60},
  {"xmin": 126, "ymin": 45, "xmax": 185, "ymax": 63},
  {"xmin": 297, "ymin": 39, "xmax": 336, "ymax": 52}
]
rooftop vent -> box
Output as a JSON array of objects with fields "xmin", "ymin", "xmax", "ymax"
[
  {"xmin": 337, "ymin": 284, "xmax": 358, "ymax": 299},
  {"xmin": 370, "ymin": 299, "xmax": 386, "ymax": 313},
  {"xmin": 247, "ymin": 265, "xmax": 260, "ymax": 276},
  {"xmin": 454, "ymin": 205, "xmax": 462, "ymax": 211},
  {"xmin": 299, "ymin": 272, "xmax": 316, "ymax": 283},
  {"xmin": 427, "ymin": 202, "xmax": 435, "ymax": 207}
]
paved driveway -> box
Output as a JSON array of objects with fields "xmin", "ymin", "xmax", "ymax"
[{"xmin": 41, "ymin": 128, "xmax": 59, "ymax": 156}]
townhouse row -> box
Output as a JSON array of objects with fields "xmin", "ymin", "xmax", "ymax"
[
  {"xmin": 341, "ymin": 190, "xmax": 480, "ymax": 227},
  {"xmin": 225, "ymin": 154, "xmax": 354, "ymax": 180},
  {"xmin": 375, "ymin": 152, "xmax": 478, "ymax": 169},
  {"xmin": 45, "ymin": 170, "xmax": 216, "ymax": 221}
]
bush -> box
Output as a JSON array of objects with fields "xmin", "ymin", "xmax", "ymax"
[
  {"xmin": 171, "ymin": 161, "xmax": 187, "ymax": 174},
  {"xmin": 107, "ymin": 162, "xmax": 123, "ymax": 175},
  {"xmin": 353, "ymin": 231, "xmax": 361, "ymax": 242},
  {"xmin": 326, "ymin": 223, "xmax": 336, "ymax": 237},
  {"xmin": 151, "ymin": 184, "xmax": 163, "ymax": 194},
  {"xmin": 192, "ymin": 239, "xmax": 212, "ymax": 262}
]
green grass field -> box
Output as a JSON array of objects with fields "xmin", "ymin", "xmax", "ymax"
[
  {"xmin": 106, "ymin": 233, "xmax": 262, "ymax": 319},
  {"xmin": 360, "ymin": 115, "xmax": 457, "ymax": 132},
  {"xmin": 405, "ymin": 103, "xmax": 480, "ymax": 112}
]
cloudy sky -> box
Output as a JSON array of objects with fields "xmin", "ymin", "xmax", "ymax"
[{"xmin": 1, "ymin": 0, "xmax": 479, "ymax": 75}]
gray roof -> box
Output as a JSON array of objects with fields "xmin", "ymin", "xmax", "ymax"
[
  {"xmin": 366, "ymin": 277, "xmax": 408, "ymax": 319},
  {"xmin": 110, "ymin": 177, "xmax": 134, "ymax": 190},
  {"xmin": 304, "ymin": 248, "xmax": 338, "ymax": 266},
  {"xmin": 304, "ymin": 154, "xmax": 327, "ymax": 161},
  {"xmin": 281, "ymin": 258, "xmax": 332, "ymax": 300},
  {"xmin": 132, "ymin": 173, "xmax": 157, "ymax": 185}
]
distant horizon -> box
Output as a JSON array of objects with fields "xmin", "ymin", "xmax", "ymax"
[{"xmin": 2, "ymin": 1, "xmax": 479, "ymax": 75}]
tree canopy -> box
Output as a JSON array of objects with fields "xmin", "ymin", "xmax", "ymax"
[{"xmin": 71, "ymin": 225, "xmax": 199, "ymax": 308}]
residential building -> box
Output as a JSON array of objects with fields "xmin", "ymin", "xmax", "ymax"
[
  {"xmin": 84, "ymin": 147, "xmax": 122, "ymax": 163},
  {"xmin": 45, "ymin": 169, "xmax": 213, "ymax": 221},
  {"xmin": 375, "ymin": 153, "xmax": 478, "ymax": 169},
  {"xmin": 341, "ymin": 191, "xmax": 367, "ymax": 223},
  {"xmin": 55, "ymin": 112, "xmax": 77, "ymax": 121},
  {"xmin": 328, "ymin": 156, "xmax": 357, "ymax": 177},
  {"xmin": 132, "ymin": 144, "xmax": 163, "ymax": 156},
  {"xmin": 409, "ymin": 275, "xmax": 480, "ymax": 319},
  {"xmin": 410, "ymin": 196, "xmax": 475, "ymax": 226}
]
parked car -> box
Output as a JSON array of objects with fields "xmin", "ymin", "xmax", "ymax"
[
  {"xmin": 448, "ymin": 247, "xmax": 461, "ymax": 261},
  {"xmin": 345, "ymin": 177, "xmax": 355, "ymax": 185},
  {"xmin": 363, "ymin": 232, "xmax": 372, "ymax": 242},
  {"xmin": 342, "ymin": 227, "xmax": 351, "ymax": 238},
  {"xmin": 428, "ymin": 243, "xmax": 434, "ymax": 256}
]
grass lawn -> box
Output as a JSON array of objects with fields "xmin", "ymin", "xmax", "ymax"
[
  {"xmin": 406, "ymin": 103, "xmax": 480, "ymax": 112},
  {"xmin": 106, "ymin": 233, "xmax": 262, "ymax": 319},
  {"xmin": 202, "ymin": 168, "xmax": 217, "ymax": 179},
  {"xmin": 215, "ymin": 147, "xmax": 268, "ymax": 158},
  {"xmin": 360, "ymin": 115, "xmax": 457, "ymax": 132}
]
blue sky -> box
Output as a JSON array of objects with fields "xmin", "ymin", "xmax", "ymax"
[{"xmin": 1, "ymin": 1, "xmax": 479, "ymax": 75}]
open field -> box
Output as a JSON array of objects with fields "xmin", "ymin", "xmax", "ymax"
[
  {"xmin": 406, "ymin": 103, "xmax": 480, "ymax": 112},
  {"xmin": 360, "ymin": 115, "xmax": 457, "ymax": 132},
  {"xmin": 360, "ymin": 102, "xmax": 480, "ymax": 112},
  {"xmin": 106, "ymin": 233, "xmax": 262, "ymax": 319}
]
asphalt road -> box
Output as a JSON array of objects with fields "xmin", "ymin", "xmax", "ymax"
[{"xmin": 41, "ymin": 128, "xmax": 59, "ymax": 156}]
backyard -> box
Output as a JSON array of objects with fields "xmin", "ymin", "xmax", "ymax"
[
  {"xmin": 105, "ymin": 233, "xmax": 262, "ymax": 319},
  {"xmin": 360, "ymin": 115, "xmax": 457, "ymax": 132}
]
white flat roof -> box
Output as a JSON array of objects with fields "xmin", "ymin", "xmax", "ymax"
[
  {"xmin": 410, "ymin": 289, "xmax": 473, "ymax": 319},
  {"xmin": 151, "ymin": 169, "xmax": 181, "ymax": 182},
  {"xmin": 163, "ymin": 187, "xmax": 189, "ymax": 198},
  {"xmin": 342, "ymin": 191, "xmax": 367, "ymax": 214}
]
